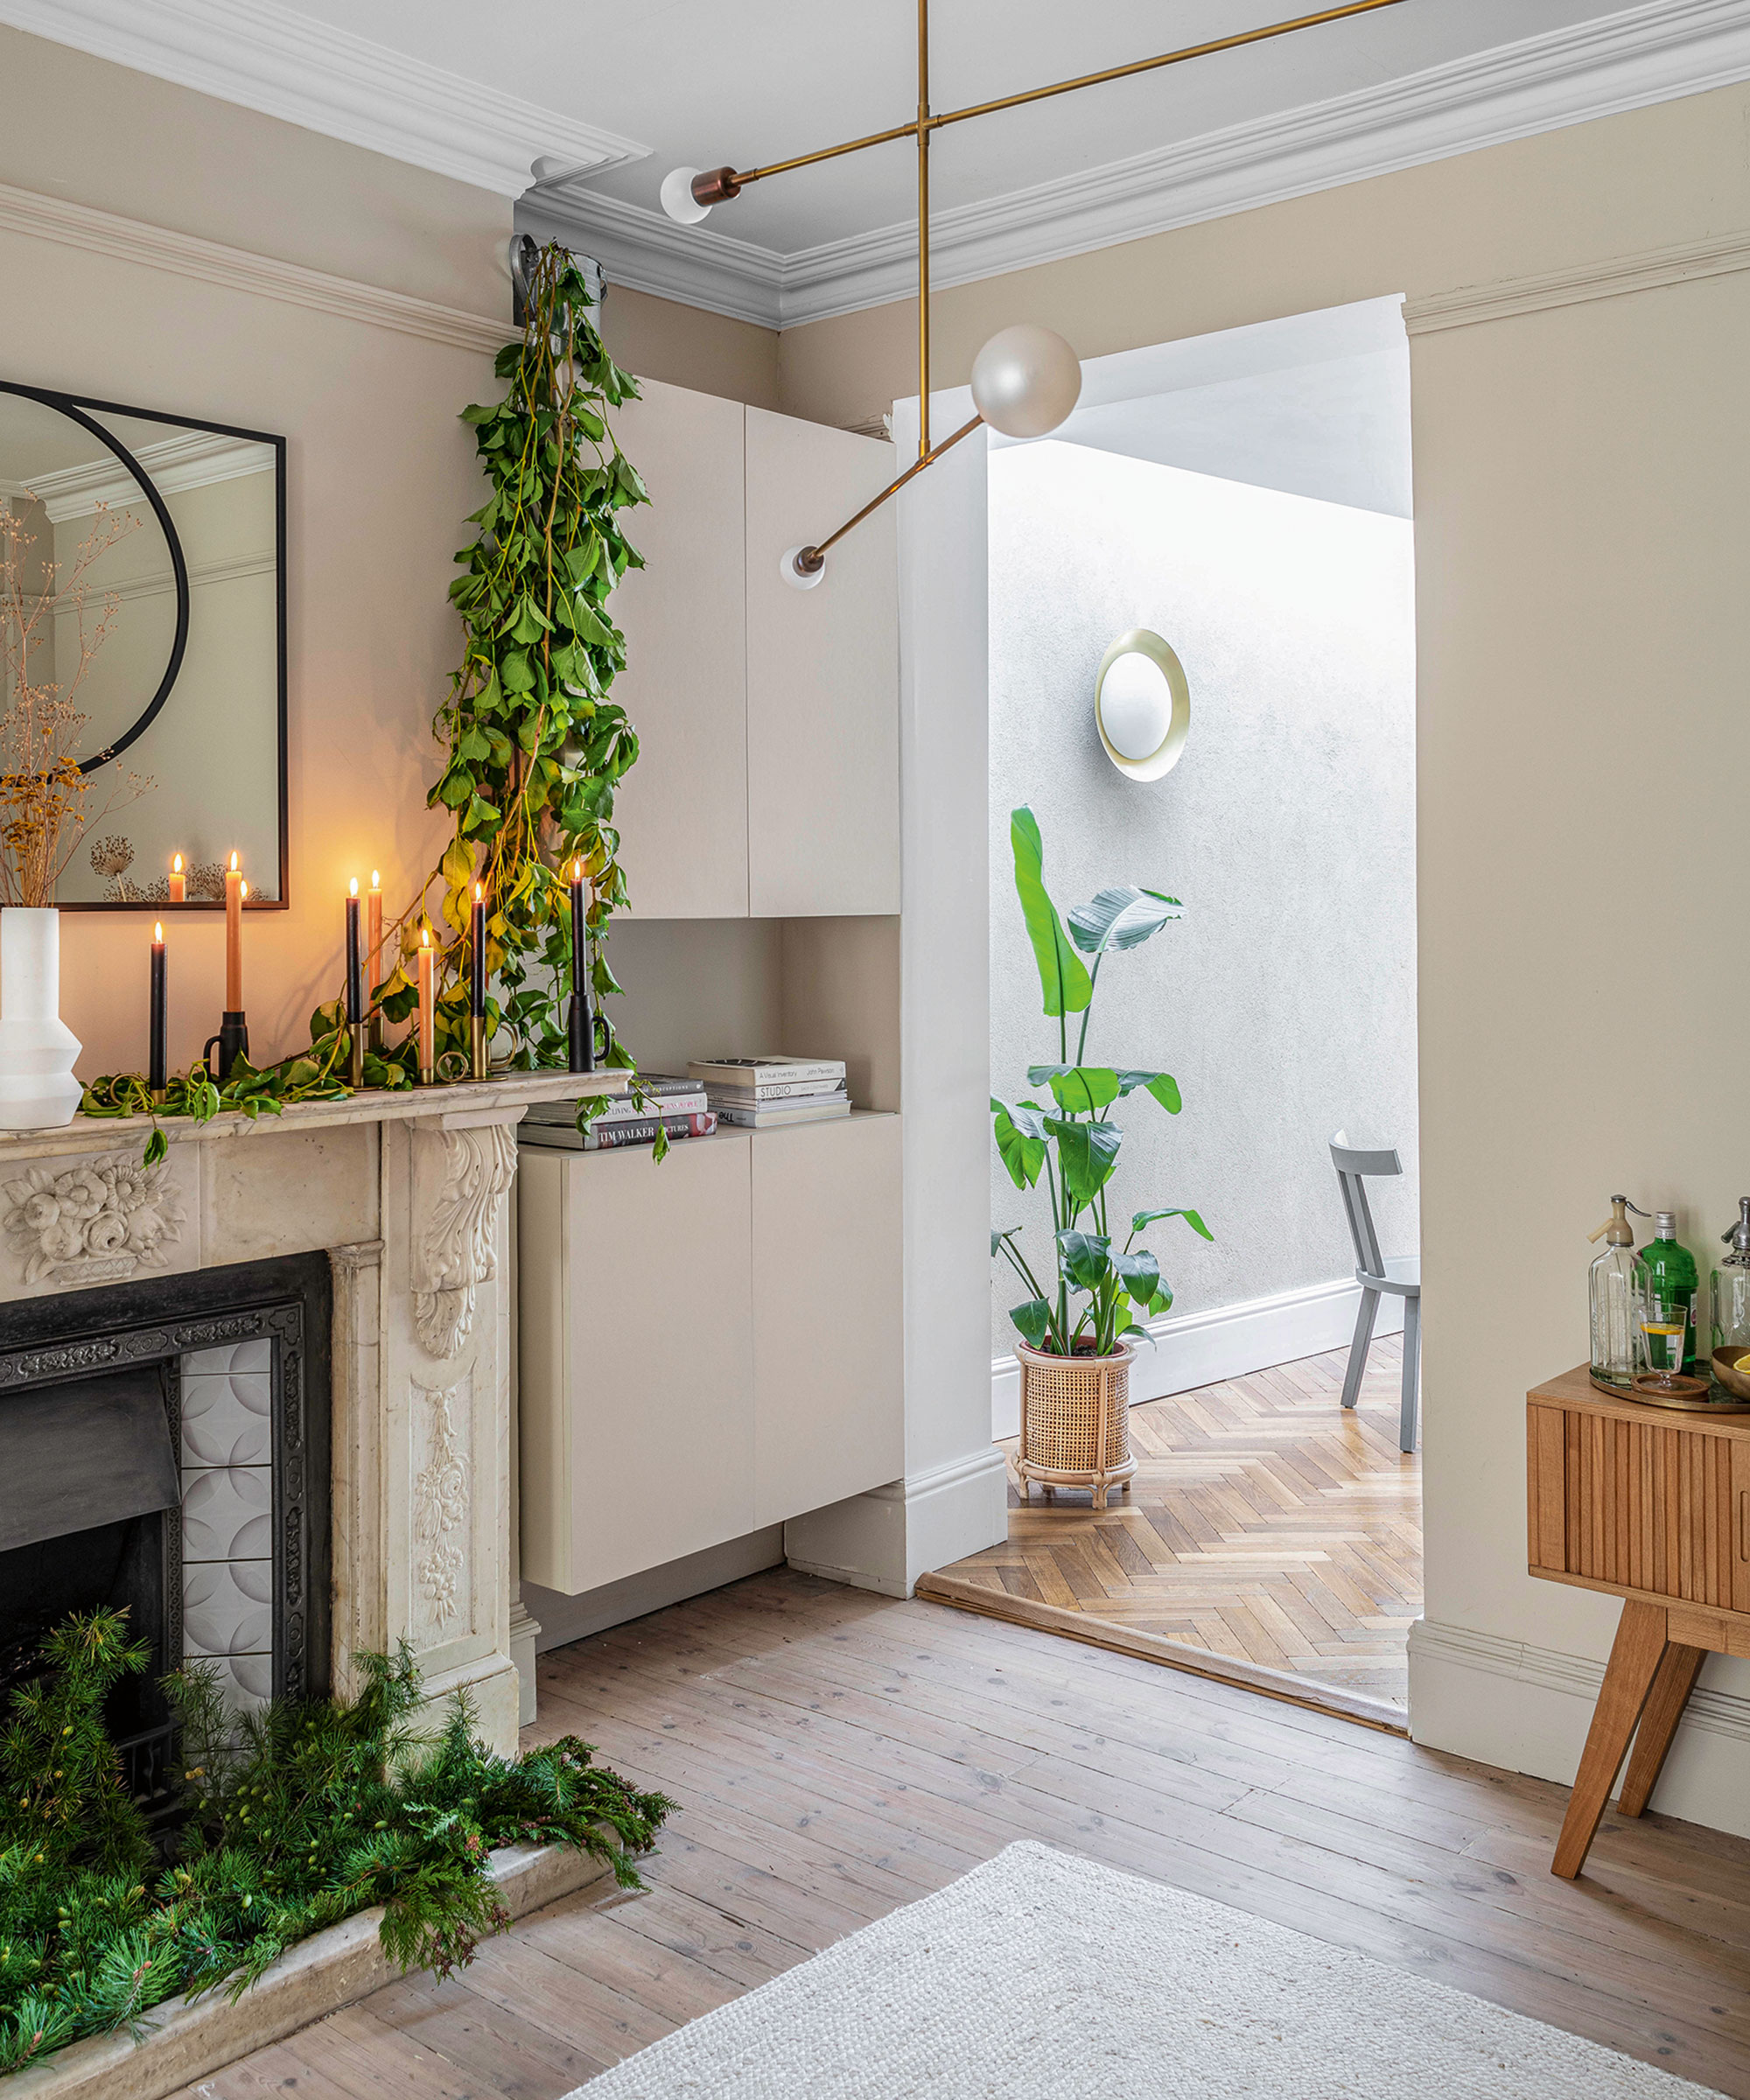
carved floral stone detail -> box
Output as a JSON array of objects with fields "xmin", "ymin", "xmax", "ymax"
[
  {"xmin": 413, "ymin": 1380, "xmax": 470, "ymax": 1627},
  {"xmin": 412, "ymin": 1124, "xmax": 517, "ymax": 1358},
  {"xmin": 3, "ymin": 1152, "xmax": 186, "ymax": 1285}
]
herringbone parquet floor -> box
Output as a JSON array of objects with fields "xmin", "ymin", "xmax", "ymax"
[{"xmin": 935, "ymin": 1339, "xmax": 1420, "ymax": 1707}]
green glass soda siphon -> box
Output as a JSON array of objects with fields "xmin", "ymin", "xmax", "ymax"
[{"xmin": 1641, "ymin": 1210, "xmax": 1700, "ymax": 1375}]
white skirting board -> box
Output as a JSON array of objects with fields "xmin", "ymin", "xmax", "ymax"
[
  {"xmin": 785, "ymin": 1446, "xmax": 1011, "ymax": 1599},
  {"xmin": 990, "ymin": 1275, "xmax": 1405, "ymax": 1439},
  {"xmin": 1409, "ymin": 1618, "xmax": 1750, "ymax": 1843}
]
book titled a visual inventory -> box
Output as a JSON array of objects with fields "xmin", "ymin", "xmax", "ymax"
[
  {"xmin": 520, "ymin": 1076, "xmax": 717, "ymax": 1152},
  {"xmin": 688, "ymin": 1056, "xmax": 850, "ymax": 1129}
]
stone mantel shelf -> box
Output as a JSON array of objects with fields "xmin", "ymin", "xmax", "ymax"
[{"xmin": 0, "ymin": 1069, "xmax": 627, "ymax": 1165}]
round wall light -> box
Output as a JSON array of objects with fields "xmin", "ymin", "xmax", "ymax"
[{"xmin": 1094, "ymin": 629, "xmax": 1191, "ymax": 781}]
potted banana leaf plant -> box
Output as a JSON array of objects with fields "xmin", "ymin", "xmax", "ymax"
[{"xmin": 990, "ymin": 806, "xmax": 1212, "ymax": 1508}]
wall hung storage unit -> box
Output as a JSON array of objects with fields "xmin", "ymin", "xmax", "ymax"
[
  {"xmin": 608, "ymin": 380, "xmax": 900, "ymax": 920},
  {"xmin": 518, "ymin": 1114, "xmax": 904, "ymax": 1595}
]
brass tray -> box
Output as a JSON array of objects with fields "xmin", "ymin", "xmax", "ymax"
[{"xmin": 1589, "ymin": 1368, "xmax": 1750, "ymax": 1416}]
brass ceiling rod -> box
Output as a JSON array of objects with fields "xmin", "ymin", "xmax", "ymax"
[
  {"xmin": 687, "ymin": 0, "xmax": 1408, "ymax": 206},
  {"xmin": 662, "ymin": 0, "xmax": 1409, "ymax": 585}
]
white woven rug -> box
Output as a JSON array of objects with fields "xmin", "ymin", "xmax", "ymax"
[{"xmin": 574, "ymin": 1842, "xmax": 1716, "ymax": 2097}]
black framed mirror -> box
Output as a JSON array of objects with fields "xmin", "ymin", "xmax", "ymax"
[{"xmin": 0, "ymin": 382, "xmax": 287, "ymax": 910}]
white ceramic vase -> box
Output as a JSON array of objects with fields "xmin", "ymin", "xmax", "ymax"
[{"xmin": 0, "ymin": 907, "xmax": 82, "ymax": 1130}]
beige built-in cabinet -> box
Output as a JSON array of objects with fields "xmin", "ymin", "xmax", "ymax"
[
  {"xmin": 608, "ymin": 384, "xmax": 900, "ymax": 920},
  {"xmin": 517, "ymin": 379, "xmax": 906, "ymax": 1600}
]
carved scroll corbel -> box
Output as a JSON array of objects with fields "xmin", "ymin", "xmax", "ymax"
[{"xmin": 410, "ymin": 1122, "xmax": 518, "ymax": 1358}]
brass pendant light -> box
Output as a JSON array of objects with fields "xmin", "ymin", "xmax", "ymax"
[{"xmin": 660, "ymin": 0, "xmax": 1407, "ymax": 584}]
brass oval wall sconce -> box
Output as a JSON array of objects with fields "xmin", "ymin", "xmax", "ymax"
[{"xmin": 1095, "ymin": 630, "xmax": 1191, "ymax": 781}]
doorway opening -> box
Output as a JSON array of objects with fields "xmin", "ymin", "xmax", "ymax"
[{"xmin": 930, "ymin": 297, "xmax": 1421, "ymax": 1724}]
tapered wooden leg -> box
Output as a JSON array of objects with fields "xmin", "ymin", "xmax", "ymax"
[
  {"xmin": 1617, "ymin": 1642, "xmax": 1705, "ymax": 1818},
  {"xmin": 1551, "ymin": 1600, "xmax": 1670, "ymax": 1880}
]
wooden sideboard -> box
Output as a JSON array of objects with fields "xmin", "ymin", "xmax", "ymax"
[{"xmin": 1527, "ymin": 1366, "xmax": 1750, "ymax": 1878}]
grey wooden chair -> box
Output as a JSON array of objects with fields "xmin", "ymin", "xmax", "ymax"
[{"xmin": 1330, "ymin": 1134, "xmax": 1420, "ymax": 1452}]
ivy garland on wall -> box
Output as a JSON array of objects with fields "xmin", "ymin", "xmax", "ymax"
[
  {"xmin": 380, "ymin": 238, "xmax": 649, "ymax": 1070},
  {"xmin": 85, "ymin": 242, "xmax": 649, "ymax": 1154}
]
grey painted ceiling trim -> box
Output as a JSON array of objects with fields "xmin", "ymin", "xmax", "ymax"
[
  {"xmin": 0, "ymin": 0, "xmax": 649, "ymax": 198},
  {"xmin": 528, "ymin": 0, "xmax": 1750, "ymax": 331}
]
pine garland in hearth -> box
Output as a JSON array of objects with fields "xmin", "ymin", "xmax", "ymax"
[{"xmin": 0, "ymin": 1609, "xmax": 670, "ymax": 2075}]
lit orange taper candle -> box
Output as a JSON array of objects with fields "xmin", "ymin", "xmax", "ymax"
[
  {"xmin": 366, "ymin": 869, "xmax": 382, "ymax": 1002},
  {"xmin": 416, "ymin": 926, "xmax": 436, "ymax": 1082},
  {"xmin": 224, "ymin": 851, "xmax": 243, "ymax": 1010},
  {"xmin": 168, "ymin": 851, "xmax": 186, "ymax": 905}
]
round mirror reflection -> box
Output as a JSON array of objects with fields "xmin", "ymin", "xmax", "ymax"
[{"xmin": 0, "ymin": 389, "xmax": 186, "ymax": 782}]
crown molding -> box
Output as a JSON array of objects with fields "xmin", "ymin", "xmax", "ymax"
[
  {"xmin": 0, "ymin": 0, "xmax": 648, "ymax": 198},
  {"xmin": 0, "ymin": 179, "xmax": 514, "ymax": 354},
  {"xmin": 1404, "ymin": 223, "xmax": 1750, "ymax": 332},
  {"xmin": 530, "ymin": 0, "xmax": 1750, "ymax": 331}
]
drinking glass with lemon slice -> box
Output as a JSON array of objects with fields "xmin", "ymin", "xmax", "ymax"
[{"xmin": 1636, "ymin": 1283, "xmax": 1692, "ymax": 1393}]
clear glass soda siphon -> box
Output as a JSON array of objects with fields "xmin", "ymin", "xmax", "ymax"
[
  {"xmin": 1589, "ymin": 1195, "xmax": 1649, "ymax": 1390},
  {"xmin": 1712, "ymin": 1198, "xmax": 1750, "ymax": 1362}
]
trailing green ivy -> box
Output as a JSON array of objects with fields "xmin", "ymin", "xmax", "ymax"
[{"xmin": 374, "ymin": 241, "xmax": 648, "ymax": 1072}]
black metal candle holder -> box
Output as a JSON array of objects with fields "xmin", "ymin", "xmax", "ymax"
[{"xmin": 203, "ymin": 1011, "xmax": 248, "ymax": 1083}]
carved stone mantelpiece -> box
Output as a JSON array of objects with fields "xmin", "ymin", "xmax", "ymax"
[{"xmin": 0, "ymin": 1073, "xmax": 624, "ymax": 1754}]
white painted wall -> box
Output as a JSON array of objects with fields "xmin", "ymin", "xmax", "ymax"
[{"xmin": 988, "ymin": 441, "xmax": 1418, "ymax": 1375}]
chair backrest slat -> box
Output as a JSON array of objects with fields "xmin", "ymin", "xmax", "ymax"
[{"xmin": 1330, "ymin": 1131, "xmax": 1400, "ymax": 1282}]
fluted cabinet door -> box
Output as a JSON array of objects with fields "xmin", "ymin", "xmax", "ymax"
[
  {"xmin": 609, "ymin": 381, "xmax": 748, "ymax": 917},
  {"xmin": 745, "ymin": 408, "xmax": 900, "ymax": 917}
]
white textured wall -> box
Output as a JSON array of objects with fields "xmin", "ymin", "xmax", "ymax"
[{"xmin": 988, "ymin": 442, "xmax": 1418, "ymax": 1361}]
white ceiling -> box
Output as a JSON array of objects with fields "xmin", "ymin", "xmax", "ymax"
[{"xmin": 6, "ymin": 0, "xmax": 1749, "ymax": 325}]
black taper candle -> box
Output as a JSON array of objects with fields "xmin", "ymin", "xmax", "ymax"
[
  {"xmin": 566, "ymin": 859, "xmax": 594, "ymax": 1074},
  {"xmin": 470, "ymin": 882, "xmax": 486, "ymax": 1017},
  {"xmin": 344, "ymin": 883, "xmax": 363, "ymax": 1026},
  {"xmin": 149, "ymin": 922, "xmax": 166, "ymax": 1096}
]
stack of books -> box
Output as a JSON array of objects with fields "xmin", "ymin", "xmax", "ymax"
[
  {"xmin": 520, "ymin": 1076, "xmax": 717, "ymax": 1153},
  {"xmin": 688, "ymin": 1057, "xmax": 850, "ymax": 1129}
]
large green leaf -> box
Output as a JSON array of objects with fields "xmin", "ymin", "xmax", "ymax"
[
  {"xmin": 1131, "ymin": 1207, "xmax": 1213, "ymax": 1242},
  {"xmin": 1113, "ymin": 1070, "xmax": 1182, "ymax": 1114},
  {"xmin": 1029, "ymin": 1064, "xmax": 1121, "ymax": 1113},
  {"xmin": 1009, "ymin": 1298, "xmax": 1053, "ymax": 1349},
  {"xmin": 1067, "ymin": 885, "xmax": 1184, "ymax": 955},
  {"xmin": 1112, "ymin": 1248, "xmax": 1161, "ymax": 1306},
  {"xmin": 990, "ymin": 1098, "xmax": 1046, "ymax": 1191},
  {"xmin": 1045, "ymin": 1116, "xmax": 1122, "ymax": 1207},
  {"xmin": 1011, "ymin": 808, "xmax": 1091, "ymax": 1018},
  {"xmin": 1055, "ymin": 1229, "xmax": 1111, "ymax": 1292}
]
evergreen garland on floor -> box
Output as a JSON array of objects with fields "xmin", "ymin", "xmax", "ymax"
[{"xmin": 0, "ymin": 1609, "xmax": 670, "ymax": 2075}]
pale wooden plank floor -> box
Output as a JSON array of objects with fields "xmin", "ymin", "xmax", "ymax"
[
  {"xmin": 176, "ymin": 1568, "xmax": 1750, "ymax": 2097},
  {"xmin": 938, "ymin": 1339, "xmax": 1420, "ymax": 1706}
]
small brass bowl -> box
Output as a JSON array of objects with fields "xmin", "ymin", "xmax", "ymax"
[{"xmin": 1711, "ymin": 1347, "xmax": 1750, "ymax": 1402}]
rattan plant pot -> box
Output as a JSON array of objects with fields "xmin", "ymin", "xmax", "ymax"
[{"xmin": 1015, "ymin": 1339, "xmax": 1135, "ymax": 1511}]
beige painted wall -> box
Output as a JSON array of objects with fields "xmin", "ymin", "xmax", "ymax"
[
  {"xmin": 598, "ymin": 284, "xmax": 780, "ymax": 413},
  {"xmin": 742, "ymin": 80, "xmax": 1750, "ymax": 1818},
  {"xmin": 0, "ymin": 29, "xmax": 510, "ymax": 1074}
]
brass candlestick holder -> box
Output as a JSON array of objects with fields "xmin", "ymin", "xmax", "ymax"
[{"xmin": 470, "ymin": 1014, "xmax": 487, "ymax": 1082}]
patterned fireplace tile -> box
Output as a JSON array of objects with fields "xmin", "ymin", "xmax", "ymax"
[
  {"xmin": 181, "ymin": 1464, "xmax": 271, "ymax": 1562},
  {"xmin": 183, "ymin": 1337, "xmax": 272, "ymax": 1378},
  {"xmin": 182, "ymin": 1559, "xmax": 273, "ymax": 1659},
  {"xmin": 181, "ymin": 1368, "xmax": 271, "ymax": 1467}
]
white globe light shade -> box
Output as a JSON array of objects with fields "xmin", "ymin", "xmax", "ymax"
[
  {"xmin": 1098, "ymin": 651, "xmax": 1174, "ymax": 761},
  {"xmin": 660, "ymin": 166, "xmax": 712, "ymax": 225},
  {"xmin": 970, "ymin": 325, "xmax": 1082, "ymax": 438},
  {"xmin": 1094, "ymin": 630, "xmax": 1192, "ymax": 781}
]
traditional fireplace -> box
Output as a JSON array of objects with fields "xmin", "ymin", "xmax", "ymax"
[
  {"xmin": 0, "ymin": 1255, "xmax": 331, "ymax": 1808},
  {"xmin": 0, "ymin": 1072, "xmax": 620, "ymax": 1762}
]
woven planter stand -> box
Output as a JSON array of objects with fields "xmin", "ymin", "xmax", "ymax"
[{"xmin": 1015, "ymin": 1339, "xmax": 1135, "ymax": 1511}]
